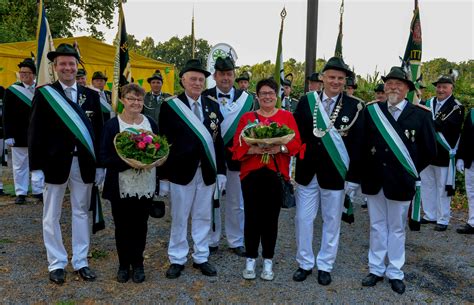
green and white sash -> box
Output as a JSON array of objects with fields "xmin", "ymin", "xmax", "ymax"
[
  {"xmin": 220, "ymin": 92, "xmax": 253, "ymax": 145},
  {"xmin": 426, "ymin": 98, "xmax": 459, "ymax": 190},
  {"xmin": 99, "ymin": 92, "xmax": 112, "ymax": 113},
  {"xmin": 9, "ymin": 84, "xmax": 34, "ymax": 107},
  {"xmin": 167, "ymin": 98, "xmax": 217, "ymax": 173},
  {"xmin": 39, "ymin": 86, "xmax": 96, "ymax": 161},
  {"xmin": 367, "ymin": 103, "xmax": 421, "ymax": 221},
  {"xmin": 308, "ymin": 92, "xmax": 349, "ymax": 180}
]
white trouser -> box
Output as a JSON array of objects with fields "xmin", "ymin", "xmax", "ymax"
[
  {"xmin": 366, "ymin": 189, "xmax": 410, "ymax": 280},
  {"xmin": 43, "ymin": 157, "xmax": 92, "ymax": 272},
  {"xmin": 12, "ymin": 147, "xmax": 43, "ymax": 195},
  {"xmin": 466, "ymin": 166, "xmax": 474, "ymax": 227},
  {"xmin": 420, "ymin": 165, "xmax": 451, "ymax": 225},
  {"xmin": 295, "ymin": 175, "xmax": 345, "ymax": 272},
  {"xmin": 168, "ymin": 167, "xmax": 214, "ymax": 265},
  {"xmin": 209, "ymin": 170, "xmax": 244, "ymax": 248}
]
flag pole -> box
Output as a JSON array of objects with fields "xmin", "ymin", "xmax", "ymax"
[
  {"xmin": 191, "ymin": 6, "xmax": 196, "ymax": 59},
  {"xmin": 274, "ymin": 7, "xmax": 286, "ymax": 109}
]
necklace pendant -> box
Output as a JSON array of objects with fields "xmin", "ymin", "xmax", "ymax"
[{"xmin": 313, "ymin": 128, "xmax": 326, "ymax": 138}]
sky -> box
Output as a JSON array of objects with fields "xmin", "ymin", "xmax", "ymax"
[{"xmin": 77, "ymin": 0, "xmax": 473, "ymax": 77}]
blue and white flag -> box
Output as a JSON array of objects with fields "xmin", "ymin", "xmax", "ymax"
[{"xmin": 36, "ymin": 0, "xmax": 56, "ymax": 87}]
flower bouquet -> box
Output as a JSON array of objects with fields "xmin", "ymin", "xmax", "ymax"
[
  {"xmin": 114, "ymin": 128, "xmax": 169, "ymax": 169},
  {"xmin": 241, "ymin": 119, "xmax": 295, "ymax": 163}
]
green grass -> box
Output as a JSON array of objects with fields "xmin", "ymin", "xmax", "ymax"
[
  {"xmin": 0, "ymin": 238, "xmax": 14, "ymax": 244},
  {"xmin": 90, "ymin": 249, "xmax": 108, "ymax": 260}
]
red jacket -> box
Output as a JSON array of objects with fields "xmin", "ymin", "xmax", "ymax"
[{"xmin": 232, "ymin": 110, "xmax": 301, "ymax": 180}]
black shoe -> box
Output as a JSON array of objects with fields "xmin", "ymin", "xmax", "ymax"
[
  {"xmin": 361, "ymin": 273, "xmax": 384, "ymax": 286},
  {"xmin": 193, "ymin": 261, "xmax": 217, "ymax": 276},
  {"xmin": 434, "ymin": 224, "xmax": 448, "ymax": 231},
  {"xmin": 230, "ymin": 246, "xmax": 246, "ymax": 257},
  {"xmin": 15, "ymin": 195, "xmax": 26, "ymax": 205},
  {"xmin": 49, "ymin": 268, "xmax": 65, "ymax": 285},
  {"xmin": 117, "ymin": 267, "xmax": 130, "ymax": 283},
  {"xmin": 361, "ymin": 203, "xmax": 367, "ymax": 208},
  {"xmin": 389, "ymin": 279, "xmax": 406, "ymax": 294},
  {"xmin": 292, "ymin": 268, "xmax": 312, "ymax": 282},
  {"xmin": 317, "ymin": 270, "xmax": 331, "ymax": 286},
  {"xmin": 132, "ymin": 266, "xmax": 145, "ymax": 283},
  {"xmin": 209, "ymin": 246, "xmax": 218, "ymax": 255},
  {"xmin": 456, "ymin": 224, "xmax": 474, "ymax": 234},
  {"xmin": 75, "ymin": 266, "xmax": 96, "ymax": 281},
  {"xmin": 33, "ymin": 193, "xmax": 43, "ymax": 203},
  {"xmin": 166, "ymin": 264, "xmax": 184, "ymax": 279},
  {"xmin": 0, "ymin": 189, "xmax": 5, "ymax": 196},
  {"xmin": 420, "ymin": 218, "xmax": 436, "ymax": 224}
]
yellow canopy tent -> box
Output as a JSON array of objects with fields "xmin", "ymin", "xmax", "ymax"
[{"xmin": 0, "ymin": 36, "xmax": 175, "ymax": 94}]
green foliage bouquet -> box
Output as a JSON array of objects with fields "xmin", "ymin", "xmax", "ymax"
[
  {"xmin": 114, "ymin": 128, "xmax": 169, "ymax": 169},
  {"xmin": 241, "ymin": 119, "xmax": 295, "ymax": 163}
]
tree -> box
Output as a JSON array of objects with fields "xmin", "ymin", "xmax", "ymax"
[
  {"xmin": 0, "ymin": 0, "xmax": 116, "ymax": 43},
  {"xmin": 155, "ymin": 35, "xmax": 211, "ymax": 71}
]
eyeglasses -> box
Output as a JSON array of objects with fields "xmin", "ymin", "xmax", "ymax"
[
  {"xmin": 258, "ymin": 91, "xmax": 276, "ymax": 97},
  {"xmin": 124, "ymin": 97, "xmax": 143, "ymax": 102}
]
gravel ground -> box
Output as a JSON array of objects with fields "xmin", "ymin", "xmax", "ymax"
[{"xmin": 1, "ymin": 190, "xmax": 472, "ymax": 304}]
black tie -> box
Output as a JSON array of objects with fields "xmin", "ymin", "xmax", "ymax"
[{"xmin": 218, "ymin": 93, "xmax": 231, "ymax": 98}]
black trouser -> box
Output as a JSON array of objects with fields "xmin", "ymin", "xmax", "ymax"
[
  {"xmin": 111, "ymin": 197, "xmax": 151, "ymax": 269},
  {"xmin": 241, "ymin": 168, "xmax": 282, "ymax": 259}
]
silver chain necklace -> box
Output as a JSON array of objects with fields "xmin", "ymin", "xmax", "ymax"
[{"xmin": 312, "ymin": 93, "xmax": 343, "ymax": 138}]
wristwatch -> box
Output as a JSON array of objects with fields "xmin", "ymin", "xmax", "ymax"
[{"xmin": 280, "ymin": 145, "xmax": 288, "ymax": 153}]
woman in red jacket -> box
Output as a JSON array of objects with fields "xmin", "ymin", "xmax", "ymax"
[{"xmin": 232, "ymin": 78, "xmax": 301, "ymax": 281}]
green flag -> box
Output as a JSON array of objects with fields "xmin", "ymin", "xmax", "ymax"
[
  {"xmin": 274, "ymin": 8, "xmax": 286, "ymax": 109},
  {"xmin": 403, "ymin": 0, "xmax": 422, "ymax": 103},
  {"xmin": 334, "ymin": 0, "xmax": 344, "ymax": 58},
  {"xmin": 112, "ymin": 0, "xmax": 131, "ymax": 113}
]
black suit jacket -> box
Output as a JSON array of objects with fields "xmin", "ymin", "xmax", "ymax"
[
  {"xmin": 458, "ymin": 109, "xmax": 474, "ymax": 169},
  {"xmin": 100, "ymin": 90, "xmax": 113, "ymax": 122},
  {"xmin": 293, "ymin": 92, "xmax": 365, "ymax": 190},
  {"xmin": 100, "ymin": 116, "xmax": 159, "ymax": 202},
  {"xmin": 28, "ymin": 81, "xmax": 103, "ymax": 184},
  {"xmin": 202, "ymin": 86, "xmax": 253, "ymax": 172},
  {"xmin": 142, "ymin": 91, "xmax": 171, "ymax": 130},
  {"xmin": 422, "ymin": 95, "xmax": 464, "ymax": 166},
  {"xmin": 361, "ymin": 101, "xmax": 437, "ymax": 201},
  {"xmin": 158, "ymin": 93, "xmax": 226, "ymax": 186},
  {"xmin": 3, "ymin": 83, "xmax": 32, "ymax": 146}
]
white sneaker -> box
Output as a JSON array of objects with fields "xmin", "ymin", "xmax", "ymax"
[
  {"xmin": 242, "ymin": 258, "xmax": 256, "ymax": 280},
  {"xmin": 260, "ymin": 259, "xmax": 274, "ymax": 281}
]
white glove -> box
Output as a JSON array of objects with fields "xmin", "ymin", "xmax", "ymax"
[
  {"xmin": 31, "ymin": 170, "xmax": 45, "ymax": 188},
  {"xmin": 159, "ymin": 180, "xmax": 170, "ymax": 197},
  {"xmin": 5, "ymin": 138, "xmax": 15, "ymax": 147},
  {"xmin": 345, "ymin": 181, "xmax": 360, "ymax": 196},
  {"xmin": 94, "ymin": 168, "xmax": 105, "ymax": 185},
  {"xmin": 217, "ymin": 174, "xmax": 227, "ymax": 193},
  {"xmin": 456, "ymin": 159, "xmax": 465, "ymax": 173}
]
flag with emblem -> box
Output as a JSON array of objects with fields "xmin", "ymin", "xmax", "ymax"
[
  {"xmin": 112, "ymin": 0, "xmax": 131, "ymax": 113},
  {"xmin": 334, "ymin": 0, "xmax": 344, "ymax": 58},
  {"xmin": 36, "ymin": 0, "xmax": 56, "ymax": 87},
  {"xmin": 403, "ymin": 0, "xmax": 422, "ymax": 103},
  {"xmin": 274, "ymin": 7, "xmax": 286, "ymax": 109}
]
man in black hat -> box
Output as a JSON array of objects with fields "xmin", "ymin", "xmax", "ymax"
[
  {"xmin": 281, "ymin": 75, "xmax": 298, "ymax": 113},
  {"xmin": 456, "ymin": 108, "xmax": 474, "ymax": 234},
  {"xmin": 202, "ymin": 56, "xmax": 254, "ymax": 257},
  {"xmin": 307, "ymin": 72, "xmax": 323, "ymax": 93},
  {"xmin": 372, "ymin": 83, "xmax": 386, "ymax": 103},
  {"xmin": 28, "ymin": 43, "xmax": 104, "ymax": 284},
  {"xmin": 142, "ymin": 69, "xmax": 170, "ymax": 127},
  {"xmin": 76, "ymin": 69, "xmax": 87, "ymax": 87},
  {"xmin": 345, "ymin": 76, "xmax": 358, "ymax": 97},
  {"xmin": 4, "ymin": 58, "xmax": 43, "ymax": 204},
  {"xmin": 292, "ymin": 56, "xmax": 364, "ymax": 286},
  {"xmin": 91, "ymin": 71, "xmax": 113, "ymax": 122},
  {"xmin": 236, "ymin": 72, "xmax": 258, "ymax": 109},
  {"xmin": 360, "ymin": 66, "xmax": 436, "ymax": 294},
  {"xmin": 158, "ymin": 59, "xmax": 226, "ymax": 279},
  {"xmin": 420, "ymin": 74, "xmax": 464, "ymax": 231}
]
